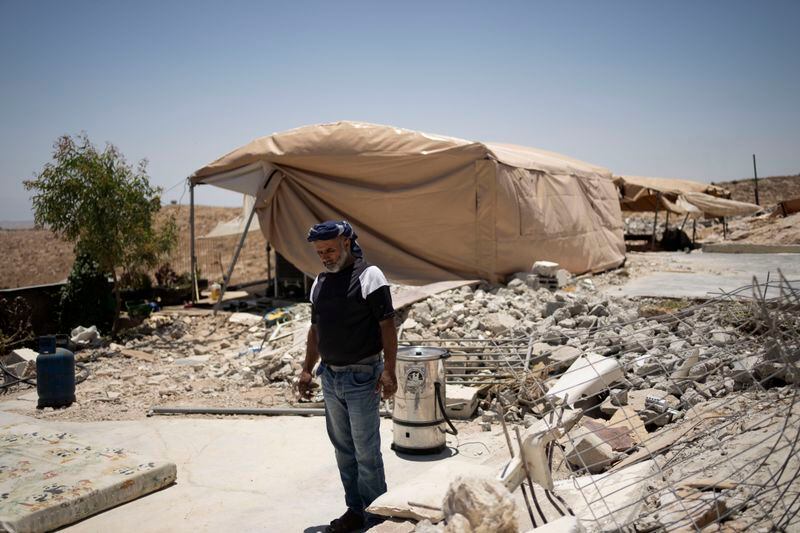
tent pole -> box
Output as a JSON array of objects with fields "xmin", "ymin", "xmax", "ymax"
[
  {"xmin": 189, "ymin": 181, "xmax": 198, "ymax": 303},
  {"xmin": 692, "ymin": 219, "xmax": 697, "ymax": 246},
  {"xmin": 679, "ymin": 213, "xmax": 689, "ymax": 232},
  {"xmin": 664, "ymin": 210, "xmax": 670, "ymax": 230},
  {"xmin": 722, "ymin": 217, "xmax": 727, "ymax": 240},
  {"xmin": 213, "ymin": 169, "xmax": 278, "ymax": 314},
  {"xmin": 266, "ymin": 243, "xmax": 272, "ymax": 299},
  {"xmin": 214, "ymin": 197, "xmax": 258, "ymax": 314},
  {"xmin": 651, "ymin": 193, "xmax": 660, "ymax": 251}
]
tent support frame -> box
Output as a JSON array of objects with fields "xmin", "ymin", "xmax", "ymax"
[
  {"xmin": 212, "ymin": 169, "xmax": 279, "ymax": 314},
  {"xmin": 189, "ymin": 182, "xmax": 199, "ymax": 302}
]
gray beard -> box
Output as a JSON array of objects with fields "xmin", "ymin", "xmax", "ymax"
[{"xmin": 324, "ymin": 251, "xmax": 351, "ymax": 273}]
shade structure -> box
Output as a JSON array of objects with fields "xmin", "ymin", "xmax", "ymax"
[{"xmin": 191, "ymin": 121, "xmax": 625, "ymax": 284}]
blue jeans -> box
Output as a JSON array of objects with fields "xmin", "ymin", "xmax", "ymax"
[{"xmin": 318, "ymin": 361, "xmax": 387, "ymax": 516}]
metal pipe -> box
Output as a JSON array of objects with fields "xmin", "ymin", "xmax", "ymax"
[
  {"xmin": 189, "ymin": 181, "xmax": 198, "ymax": 302},
  {"xmin": 651, "ymin": 192, "xmax": 661, "ymax": 251},
  {"xmin": 753, "ymin": 153, "xmax": 760, "ymax": 206},
  {"xmin": 148, "ymin": 406, "xmax": 391, "ymax": 417}
]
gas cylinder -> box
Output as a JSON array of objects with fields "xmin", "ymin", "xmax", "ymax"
[{"xmin": 36, "ymin": 336, "xmax": 76, "ymax": 409}]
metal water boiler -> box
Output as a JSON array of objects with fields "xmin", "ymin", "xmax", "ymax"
[
  {"xmin": 36, "ymin": 335, "xmax": 76, "ymax": 409},
  {"xmin": 392, "ymin": 346, "xmax": 457, "ymax": 454}
]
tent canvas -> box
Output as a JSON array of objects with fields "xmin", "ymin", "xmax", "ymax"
[
  {"xmin": 614, "ymin": 175, "xmax": 759, "ymax": 218},
  {"xmin": 190, "ymin": 121, "xmax": 625, "ymax": 284}
]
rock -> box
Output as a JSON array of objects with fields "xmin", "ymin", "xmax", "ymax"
[
  {"xmin": 548, "ymin": 346, "xmax": 582, "ymax": 371},
  {"xmin": 228, "ymin": 312, "xmax": 262, "ymax": 325},
  {"xmin": 563, "ymin": 430, "xmax": 618, "ymax": 473},
  {"xmin": 555, "ymin": 269, "xmax": 572, "ymax": 288},
  {"xmin": 402, "ymin": 318, "xmax": 419, "ymax": 330},
  {"xmin": 543, "ymin": 301, "xmax": 567, "ymax": 318},
  {"xmin": 443, "ymin": 513, "xmax": 473, "ymax": 533},
  {"xmin": 414, "ymin": 520, "xmax": 444, "ymax": 533},
  {"xmin": 588, "ymin": 304, "xmax": 609, "ymax": 317},
  {"xmin": 442, "ymin": 477, "xmax": 517, "ymax": 533},
  {"xmin": 610, "ymin": 388, "xmax": 628, "ymax": 406},
  {"xmin": 480, "ymin": 313, "xmax": 517, "ymax": 335},
  {"xmin": 552, "ymin": 307, "xmax": 571, "ymax": 324}
]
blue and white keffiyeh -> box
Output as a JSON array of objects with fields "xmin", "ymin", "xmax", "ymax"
[{"xmin": 306, "ymin": 220, "xmax": 363, "ymax": 258}]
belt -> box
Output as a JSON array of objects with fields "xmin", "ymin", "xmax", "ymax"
[{"xmin": 327, "ymin": 353, "xmax": 382, "ymax": 373}]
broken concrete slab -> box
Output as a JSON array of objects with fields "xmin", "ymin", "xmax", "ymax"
[
  {"xmin": 658, "ymin": 489, "xmax": 727, "ymax": 531},
  {"xmin": 577, "ymin": 418, "xmax": 638, "ymax": 452},
  {"xmin": 546, "ymin": 352, "xmax": 624, "ymax": 406},
  {"xmin": 563, "ymin": 430, "xmax": 618, "ymax": 474},
  {"xmin": 0, "ymin": 426, "xmax": 176, "ymax": 533},
  {"xmin": 367, "ymin": 462, "xmax": 496, "ymax": 522},
  {"xmin": 607, "ymin": 406, "xmax": 649, "ymax": 445},
  {"xmin": 553, "ymin": 460, "xmax": 657, "ymax": 532},
  {"xmin": 3, "ymin": 347, "xmax": 38, "ymax": 366}
]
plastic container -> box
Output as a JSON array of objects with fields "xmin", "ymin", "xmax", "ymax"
[{"xmin": 210, "ymin": 282, "xmax": 222, "ymax": 303}]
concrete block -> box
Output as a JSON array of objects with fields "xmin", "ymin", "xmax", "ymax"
[
  {"xmin": 4, "ymin": 348, "xmax": 38, "ymax": 366},
  {"xmin": 446, "ymin": 385, "xmax": 481, "ymax": 420},
  {"xmin": 532, "ymin": 261, "xmax": 560, "ymax": 277}
]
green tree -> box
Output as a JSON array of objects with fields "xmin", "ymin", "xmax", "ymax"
[{"xmin": 24, "ymin": 133, "xmax": 177, "ymax": 332}]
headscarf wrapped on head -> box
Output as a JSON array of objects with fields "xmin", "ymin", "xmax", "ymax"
[{"xmin": 306, "ymin": 220, "xmax": 363, "ymax": 258}]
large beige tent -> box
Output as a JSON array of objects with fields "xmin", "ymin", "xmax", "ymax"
[{"xmin": 190, "ymin": 121, "xmax": 625, "ymax": 284}]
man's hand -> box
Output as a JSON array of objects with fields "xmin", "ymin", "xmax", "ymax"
[
  {"xmin": 298, "ymin": 370, "xmax": 316, "ymax": 399},
  {"xmin": 375, "ymin": 369, "xmax": 397, "ymax": 400}
]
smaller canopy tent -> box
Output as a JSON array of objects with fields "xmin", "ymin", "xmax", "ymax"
[
  {"xmin": 190, "ymin": 121, "xmax": 625, "ymax": 284},
  {"xmin": 199, "ymin": 194, "xmax": 261, "ymax": 239},
  {"xmin": 614, "ymin": 175, "xmax": 758, "ymax": 218}
]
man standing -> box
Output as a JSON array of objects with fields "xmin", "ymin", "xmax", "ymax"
[{"xmin": 299, "ymin": 220, "xmax": 398, "ymax": 533}]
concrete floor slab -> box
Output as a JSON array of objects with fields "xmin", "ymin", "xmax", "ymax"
[
  {"xmin": 0, "ymin": 408, "xmax": 505, "ymax": 532},
  {"xmin": 608, "ymin": 252, "xmax": 800, "ymax": 299}
]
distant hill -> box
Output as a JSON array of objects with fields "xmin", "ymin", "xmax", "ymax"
[{"xmin": 0, "ymin": 220, "xmax": 35, "ymax": 230}]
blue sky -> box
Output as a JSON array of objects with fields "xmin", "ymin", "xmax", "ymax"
[{"xmin": 1, "ymin": 0, "xmax": 798, "ymax": 220}]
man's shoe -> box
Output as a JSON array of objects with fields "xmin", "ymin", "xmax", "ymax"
[{"xmin": 325, "ymin": 508, "xmax": 365, "ymax": 533}]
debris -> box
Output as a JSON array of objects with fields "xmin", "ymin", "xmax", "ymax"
[
  {"xmin": 563, "ymin": 429, "xmax": 619, "ymax": 473},
  {"xmin": 70, "ymin": 325, "xmax": 100, "ymax": 346},
  {"xmin": 227, "ymin": 312, "xmax": 263, "ymax": 325},
  {"xmin": 528, "ymin": 515, "xmax": 585, "ymax": 533},
  {"xmin": 120, "ymin": 348, "xmax": 157, "ymax": 362},
  {"xmin": 546, "ymin": 352, "xmax": 624, "ymax": 406},
  {"xmin": 441, "ymin": 477, "xmax": 518, "ymax": 533},
  {"xmin": 658, "ymin": 489, "xmax": 727, "ymax": 531}
]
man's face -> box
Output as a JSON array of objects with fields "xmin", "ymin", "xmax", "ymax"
[{"xmin": 313, "ymin": 237, "xmax": 351, "ymax": 272}]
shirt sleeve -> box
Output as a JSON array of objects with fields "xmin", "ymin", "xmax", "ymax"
[
  {"xmin": 359, "ymin": 266, "xmax": 395, "ymax": 321},
  {"xmin": 366, "ymin": 285, "xmax": 395, "ymax": 321}
]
